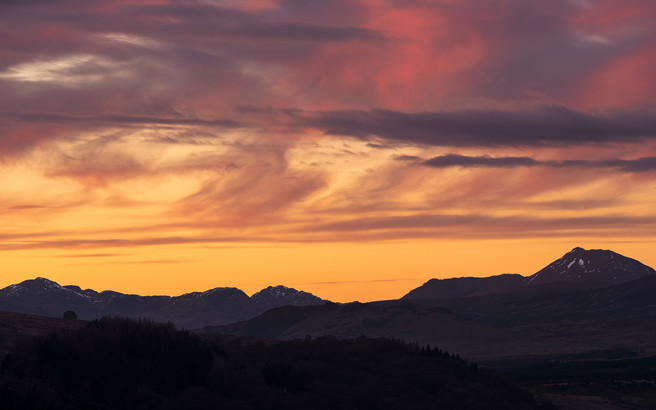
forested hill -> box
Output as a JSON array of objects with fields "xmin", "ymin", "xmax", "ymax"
[{"xmin": 0, "ymin": 316, "xmax": 544, "ymax": 409}]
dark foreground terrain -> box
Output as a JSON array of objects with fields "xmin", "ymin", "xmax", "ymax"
[
  {"xmin": 199, "ymin": 248, "xmax": 656, "ymax": 409},
  {"xmin": 0, "ymin": 315, "xmax": 544, "ymax": 410}
]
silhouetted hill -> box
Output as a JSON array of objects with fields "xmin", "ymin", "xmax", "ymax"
[
  {"xmin": 0, "ymin": 316, "xmax": 542, "ymax": 410},
  {"xmin": 398, "ymin": 248, "xmax": 656, "ymax": 358},
  {"xmin": 0, "ymin": 278, "xmax": 328, "ymax": 328},
  {"xmin": 525, "ymin": 246, "xmax": 656, "ymax": 288},
  {"xmin": 408, "ymin": 275, "xmax": 656, "ymax": 359},
  {"xmin": 403, "ymin": 247, "xmax": 656, "ymax": 300},
  {"xmin": 206, "ymin": 249, "xmax": 656, "ymax": 363},
  {"xmin": 202, "ymin": 300, "xmax": 535, "ymax": 359},
  {"xmin": 0, "ymin": 311, "xmax": 85, "ymax": 359},
  {"xmin": 252, "ymin": 285, "xmax": 325, "ymax": 310},
  {"xmin": 403, "ymin": 274, "xmax": 525, "ymax": 299}
]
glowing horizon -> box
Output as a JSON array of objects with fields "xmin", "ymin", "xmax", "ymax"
[{"xmin": 2, "ymin": 0, "xmax": 656, "ymax": 303}]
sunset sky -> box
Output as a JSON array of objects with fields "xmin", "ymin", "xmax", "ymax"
[{"xmin": 2, "ymin": 0, "xmax": 656, "ymax": 302}]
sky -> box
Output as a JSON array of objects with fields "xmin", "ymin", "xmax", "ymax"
[{"xmin": 1, "ymin": 0, "xmax": 656, "ymax": 302}]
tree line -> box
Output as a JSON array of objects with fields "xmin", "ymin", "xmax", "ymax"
[{"xmin": 0, "ymin": 317, "xmax": 550, "ymax": 409}]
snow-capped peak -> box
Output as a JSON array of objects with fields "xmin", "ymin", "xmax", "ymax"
[
  {"xmin": 251, "ymin": 285, "xmax": 325, "ymax": 307},
  {"xmin": 0, "ymin": 277, "xmax": 100, "ymax": 301},
  {"xmin": 526, "ymin": 247, "xmax": 656, "ymax": 286},
  {"xmin": 253, "ymin": 285, "xmax": 297, "ymax": 298},
  {"xmin": 1, "ymin": 277, "xmax": 62, "ymax": 297}
]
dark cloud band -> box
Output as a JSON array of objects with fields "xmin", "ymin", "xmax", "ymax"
[
  {"xmin": 419, "ymin": 154, "xmax": 656, "ymax": 172},
  {"xmin": 303, "ymin": 106, "xmax": 656, "ymax": 147},
  {"xmin": 10, "ymin": 112, "xmax": 241, "ymax": 128}
]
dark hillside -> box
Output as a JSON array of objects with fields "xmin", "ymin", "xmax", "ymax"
[
  {"xmin": 419, "ymin": 275, "xmax": 656, "ymax": 356},
  {"xmin": 0, "ymin": 311, "xmax": 85, "ymax": 359},
  {"xmin": 0, "ymin": 316, "xmax": 544, "ymax": 409},
  {"xmin": 203, "ymin": 300, "xmax": 527, "ymax": 360},
  {"xmin": 403, "ymin": 274, "xmax": 525, "ymax": 299}
]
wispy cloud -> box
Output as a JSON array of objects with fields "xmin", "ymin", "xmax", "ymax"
[
  {"xmin": 57, "ymin": 253, "xmax": 125, "ymax": 258},
  {"xmin": 1, "ymin": 0, "xmax": 656, "ymax": 297},
  {"xmin": 9, "ymin": 112, "xmax": 242, "ymax": 128}
]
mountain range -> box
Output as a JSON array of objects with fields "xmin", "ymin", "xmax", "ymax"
[
  {"xmin": 2, "ymin": 246, "xmax": 655, "ymax": 357},
  {"xmin": 3, "ymin": 246, "xmax": 656, "ymax": 409},
  {"xmin": 202, "ymin": 247, "xmax": 656, "ymax": 361},
  {"xmin": 0, "ymin": 279, "xmax": 326, "ymax": 329}
]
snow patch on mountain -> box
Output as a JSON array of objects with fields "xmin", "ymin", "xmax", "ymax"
[
  {"xmin": 0, "ymin": 277, "xmax": 100, "ymax": 302},
  {"xmin": 525, "ymin": 247, "xmax": 656, "ymax": 286},
  {"xmin": 251, "ymin": 285, "xmax": 325, "ymax": 306}
]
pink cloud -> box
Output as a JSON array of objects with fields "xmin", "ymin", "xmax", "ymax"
[{"xmin": 1, "ymin": 0, "xmax": 655, "ymax": 254}]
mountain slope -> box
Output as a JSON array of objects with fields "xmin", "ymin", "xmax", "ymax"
[
  {"xmin": 403, "ymin": 274, "xmax": 525, "ymax": 300},
  {"xmin": 525, "ymin": 246, "xmax": 655, "ymax": 287},
  {"xmin": 0, "ymin": 311, "xmax": 85, "ymax": 358},
  {"xmin": 202, "ymin": 300, "xmax": 533, "ymax": 359},
  {"xmin": 409, "ymin": 274, "xmax": 656, "ymax": 359},
  {"xmin": 0, "ymin": 278, "xmax": 327, "ymax": 328},
  {"xmin": 403, "ymin": 247, "xmax": 656, "ymax": 300}
]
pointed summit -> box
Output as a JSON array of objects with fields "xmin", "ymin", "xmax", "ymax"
[{"xmin": 526, "ymin": 247, "xmax": 655, "ymax": 287}]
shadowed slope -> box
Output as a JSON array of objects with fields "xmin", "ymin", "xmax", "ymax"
[
  {"xmin": 202, "ymin": 300, "xmax": 532, "ymax": 360},
  {"xmin": 403, "ymin": 247, "xmax": 656, "ymax": 300},
  {"xmin": 0, "ymin": 311, "xmax": 85, "ymax": 358}
]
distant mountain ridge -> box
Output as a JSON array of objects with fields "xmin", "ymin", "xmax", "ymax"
[
  {"xmin": 252, "ymin": 285, "xmax": 324, "ymax": 310},
  {"xmin": 202, "ymin": 247, "xmax": 656, "ymax": 361},
  {"xmin": 0, "ymin": 278, "xmax": 327, "ymax": 329},
  {"xmin": 403, "ymin": 247, "xmax": 656, "ymax": 300}
]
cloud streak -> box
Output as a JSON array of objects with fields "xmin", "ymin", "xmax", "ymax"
[
  {"xmin": 9, "ymin": 112, "xmax": 242, "ymax": 128},
  {"xmin": 302, "ymin": 106, "xmax": 656, "ymax": 147},
  {"xmin": 1, "ymin": 0, "xmax": 656, "ymax": 298},
  {"xmin": 420, "ymin": 154, "xmax": 656, "ymax": 172}
]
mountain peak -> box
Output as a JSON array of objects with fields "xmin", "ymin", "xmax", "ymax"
[
  {"xmin": 31, "ymin": 277, "xmax": 60, "ymax": 286},
  {"xmin": 251, "ymin": 285, "xmax": 325, "ymax": 307},
  {"xmin": 0, "ymin": 277, "xmax": 99, "ymax": 303},
  {"xmin": 253, "ymin": 285, "xmax": 298, "ymax": 298},
  {"xmin": 526, "ymin": 247, "xmax": 655, "ymax": 287},
  {"xmin": 1, "ymin": 277, "xmax": 62, "ymax": 296}
]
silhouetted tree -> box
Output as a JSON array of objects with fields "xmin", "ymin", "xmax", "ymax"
[{"xmin": 63, "ymin": 310, "xmax": 77, "ymax": 320}]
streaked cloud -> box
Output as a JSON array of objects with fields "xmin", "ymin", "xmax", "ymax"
[
  {"xmin": 1, "ymin": 0, "xmax": 656, "ymax": 300},
  {"xmin": 301, "ymin": 107, "xmax": 656, "ymax": 147},
  {"xmin": 8, "ymin": 112, "xmax": 242, "ymax": 128},
  {"xmin": 419, "ymin": 154, "xmax": 656, "ymax": 172}
]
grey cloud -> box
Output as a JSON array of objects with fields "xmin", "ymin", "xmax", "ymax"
[
  {"xmin": 423, "ymin": 154, "xmax": 539, "ymax": 168},
  {"xmin": 597, "ymin": 157, "xmax": 656, "ymax": 172},
  {"xmin": 9, "ymin": 112, "xmax": 241, "ymax": 128},
  {"xmin": 303, "ymin": 106, "xmax": 656, "ymax": 147},
  {"xmin": 420, "ymin": 154, "xmax": 656, "ymax": 172},
  {"xmin": 1, "ymin": 2, "xmax": 383, "ymax": 46},
  {"xmin": 305, "ymin": 213, "xmax": 656, "ymax": 237},
  {"xmin": 393, "ymin": 154, "xmax": 423, "ymax": 162}
]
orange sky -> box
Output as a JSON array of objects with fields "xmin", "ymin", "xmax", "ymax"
[{"xmin": 1, "ymin": 0, "xmax": 656, "ymax": 302}]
